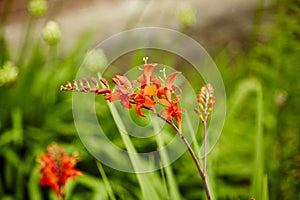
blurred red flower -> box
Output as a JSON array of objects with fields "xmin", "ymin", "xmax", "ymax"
[{"xmin": 37, "ymin": 143, "xmax": 82, "ymax": 197}]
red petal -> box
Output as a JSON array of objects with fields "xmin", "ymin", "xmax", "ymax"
[
  {"xmin": 93, "ymin": 88, "xmax": 111, "ymax": 94},
  {"xmin": 120, "ymin": 98, "xmax": 132, "ymax": 109},
  {"xmin": 160, "ymin": 109, "xmax": 172, "ymax": 121},
  {"xmin": 136, "ymin": 104, "xmax": 146, "ymax": 117},
  {"xmin": 116, "ymin": 75, "xmax": 132, "ymax": 88}
]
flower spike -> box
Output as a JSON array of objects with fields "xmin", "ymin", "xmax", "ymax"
[
  {"xmin": 195, "ymin": 84, "xmax": 215, "ymax": 122},
  {"xmin": 60, "ymin": 58, "xmax": 184, "ymax": 131}
]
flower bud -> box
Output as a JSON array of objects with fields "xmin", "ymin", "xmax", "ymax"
[
  {"xmin": 28, "ymin": 0, "xmax": 48, "ymax": 17},
  {"xmin": 84, "ymin": 49, "xmax": 108, "ymax": 75},
  {"xmin": 42, "ymin": 21, "xmax": 61, "ymax": 45},
  {"xmin": 177, "ymin": 4, "xmax": 196, "ymax": 28},
  {"xmin": 0, "ymin": 61, "xmax": 19, "ymax": 86},
  {"xmin": 195, "ymin": 84, "xmax": 215, "ymax": 121},
  {"xmin": 274, "ymin": 89, "xmax": 288, "ymax": 107}
]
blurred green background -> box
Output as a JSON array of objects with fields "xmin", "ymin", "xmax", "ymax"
[{"xmin": 0, "ymin": 0, "xmax": 299, "ymax": 199}]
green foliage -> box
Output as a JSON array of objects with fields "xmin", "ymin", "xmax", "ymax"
[{"xmin": 0, "ymin": 0, "xmax": 298, "ymax": 199}]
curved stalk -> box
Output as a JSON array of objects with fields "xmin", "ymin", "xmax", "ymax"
[
  {"xmin": 128, "ymin": 99, "xmax": 211, "ymax": 199},
  {"xmin": 144, "ymin": 106, "xmax": 211, "ymax": 200},
  {"xmin": 203, "ymin": 119, "xmax": 207, "ymax": 175}
]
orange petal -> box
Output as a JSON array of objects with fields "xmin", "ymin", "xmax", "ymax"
[
  {"xmin": 165, "ymin": 72, "xmax": 181, "ymax": 89},
  {"xmin": 144, "ymin": 96, "xmax": 156, "ymax": 107},
  {"xmin": 143, "ymin": 64, "xmax": 156, "ymax": 85},
  {"xmin": 143, "ymin": 64, "xmax": 155, "ymax": 76},
  {"xmin": 158, "ymin": 99, "xmax": 171, "ymax": 107},
  {"xmin": 150, "ymin": 75, "xmax": 161, "ymax": 87},
  {"xmin": 137, "ymin": 74, "xmax": 145, "ymax": 85}
]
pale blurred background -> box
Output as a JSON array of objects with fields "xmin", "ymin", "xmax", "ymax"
[{"xmin": 2, "ymin": 0, "xmax": 271, "ymax": 52}]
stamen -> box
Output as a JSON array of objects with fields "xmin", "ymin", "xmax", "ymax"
[
  {"xmin": 160, "ymin": 68, "xmax": 167, "ymax": 79},
  {"xmin": 143, "ymin": 57, "xmax": 149, "ymax": 64}
]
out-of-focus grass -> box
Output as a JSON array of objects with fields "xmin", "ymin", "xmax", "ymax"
[
  {"xmin": 211, "ymin": 2, "xmax": 299, "ymax": 199},
  {"xmin": 0, "ymin": 0, "xmax": 299, "ymax": 199}
]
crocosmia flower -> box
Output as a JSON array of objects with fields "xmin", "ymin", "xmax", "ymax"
[
  {"xmin": 37, "ymin": 143, "xmax": 82, "ymax": 197},
  {"xmin": 60, "ymin": 57, "xmax": 185, "ymax": 132},
  {"xmin": 59, "ymin": 57, "xmax": 215, "ymax": 199}
]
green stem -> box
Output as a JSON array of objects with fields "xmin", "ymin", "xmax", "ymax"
[
  {"xmin": 150, "ymin": 108, "xmax": 211, "ymax": 200},
  {"xmin": 127, "ymin": 99, "xmax": 211, "ymax": 199},
  {"xmin": 203, "ymin": 119, "xmax": 207, "ymax": 176},
  {"xmin": 18, "ymin": 17, "xmax": 34, "ymax": 67},
  {"xmin": 96, "ymin": 161, "xmax": 116, "ymax": 200}
]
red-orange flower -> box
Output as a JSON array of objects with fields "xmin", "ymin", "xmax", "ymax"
[
  {"xmin": 159, "ymin": 97, "xmax": 184, "ymax": 130},
  {"xmin": 59, "ymin": 58, "xmax": 185, "ymax": 129},
  {"xmin": 131, "ymin": 64, "xmax": 161, "ymax": 116},
  {"xmin": 105, "ymin": 75, "xmax": 134, "ymax": 108},
  {"xmin": 157, "ymin": 71, "xmax": 184, "ymax": 130},
  {"xmin": 137, "ymin": 64, "xmax": 161, "ymax": 88},
  {"xmin": 37, "ymin": 143, "xmax": 82, "ymax": 197}
]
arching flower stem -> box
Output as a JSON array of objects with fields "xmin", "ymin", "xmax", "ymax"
[{"xmin": 131, "ymin": 101, "xmax": 211, "ymax": 200}]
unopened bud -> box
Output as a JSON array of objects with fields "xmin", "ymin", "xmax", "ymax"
[
  {"xmin": 42, "ymin": 21, "xmax": 61, "ymax": 45},
  {"xmin": 0, "ymin": 61, "xmax": 19, "ymax": 86},
  {"xmin": 177, "ymin": 4, "xmax": 196, "ymax": 28},
  {"xmin": 28, "ymin": 0, "xmax": 48, "ymax": 17},
  {"xmin": 195, "ymin": 84, "xmax": 215, "ymax": 121}
]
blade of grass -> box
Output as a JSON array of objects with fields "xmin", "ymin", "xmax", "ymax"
[
  {"xmin": 252, "ymin": 80, "xmax": 264, "ymax": 199},
  {"xmin": 159, "ymin": 162, "xmax": 168, "ymax": 197},
  {"xmin": 76, "ymin": 174, "xmax": 108, "ymax": 200},
  {"xmin": 28, "ymin": 166, "xmax": 43, "ymax": 200},
  {"xmin": 96, "ymin": 161, "xmax": 116, "ymax": 200},
  {"xmin": 225, "ymin": 78, "xmax": 266, "ymax": 198},
  {"xmin": 110, "ymin": 103, "xmax": 161, "ymax": 200},
  {"xmin": 11, "ymin": 108, "xmax": 23, "ymax": 146},
  {"xmin": 263, "ymin": 175, "xmax": 269, "ymax": 200},
  {"xmin": 153, "ymin": 118, "xmax": 182, "ymax": 200}
]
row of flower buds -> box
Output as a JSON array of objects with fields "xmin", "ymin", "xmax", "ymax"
[
  {"xmin": 60, "ymin": 77, "xmax": 111, "ymax": 95},
  {"xmin": 194, "ymin": 83, "xmax": 215, "ymax": 122}
]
